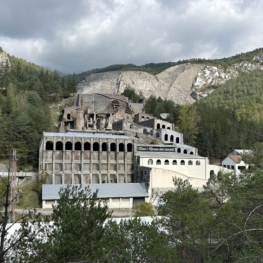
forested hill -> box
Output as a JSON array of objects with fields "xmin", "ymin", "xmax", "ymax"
[
  {"xmin": 1, "ymin": 46, "xmax": 263, "ymax": 169},
  {"xmin": 0, "ymin": 48, "xmax": 77, "ymax": 169}
]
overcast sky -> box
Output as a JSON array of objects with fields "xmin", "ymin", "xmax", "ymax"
[{"xmin": 0, "ymin": 0, "xmax": 262, "ymax": 74}]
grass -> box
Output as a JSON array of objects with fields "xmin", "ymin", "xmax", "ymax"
[{"xmin": 16, "ymin": 178, "xmax": 41, "ymax": 209}]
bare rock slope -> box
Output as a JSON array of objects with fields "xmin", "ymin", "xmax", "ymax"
[
  {"xmin": 78, "ymin": 56, "xmax": 263, "ymax": 104},
  {"xmin": 78, "ymin": 64, "xmax": 204, "ymax": 105}
]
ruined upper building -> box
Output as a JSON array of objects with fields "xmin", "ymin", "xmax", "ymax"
[{"xmin": 59, "ymin": 93, "xmax": 133, "ymax": 132}]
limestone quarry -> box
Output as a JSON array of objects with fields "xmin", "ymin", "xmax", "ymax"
[{"xmin": 78, "ymin": 55, "xmax": 263, "ymax": 104}]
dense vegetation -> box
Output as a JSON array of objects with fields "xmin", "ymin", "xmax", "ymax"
[
  {"xmin": 0, "ymin": 51, "xmax": 77, "ymax": 169},
  {"xmin": 2, "ymin": 160, "xmax": 263, "ymax": 262},
  {"xmin": 1, "ymin": 46, "xmax": 263, "ymax": 168}
]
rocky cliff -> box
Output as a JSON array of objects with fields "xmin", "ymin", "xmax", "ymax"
[
  {"xmin": 78, "ymin": 55, "xmax": 263, "ymax": 104},
  {"xmin": 0, "ymin": 50, "xmax": 11, "ymax": 69}
]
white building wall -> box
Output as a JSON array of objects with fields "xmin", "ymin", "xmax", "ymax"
[
  {"xmin": 43, "ymin": 197, "xmax": 135, "ymax": 209},
  {"xmin": 139, "ymin": 156, "xmax": 208, "ymax": 180},
  {"xmin": 222, "ymin": 157, "xmax": 249, "ymax": 176}
]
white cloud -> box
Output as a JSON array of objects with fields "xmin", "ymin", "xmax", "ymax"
[{"xmin": 0, "ymin": 0, "xmax": 262, "ymax": 73}]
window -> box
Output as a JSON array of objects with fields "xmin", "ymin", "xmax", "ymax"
[
  {"xmin": 172, "ymin": 160, "xmax": 177, "ymax": 165},
  {"xmin": 148, "ymin": 159, "xmax": 153, "ymax": 165},
  {"xmin": 162, "ymin": 125, "xmax": 165, "ymax": 129},
  {"xmin": 180, "ymin": 160, "xmax": 185, "ymax": 165},
  {"xmin": 56, "ymin": 141, "xmax": 63, "ymax": 151},
  {"xmin": 176, "ymin": 137, "xmax": 179, "ymax": 143},
  {"xmin": 65, "ymin": 141, "xmax": 72, "ymax": 150},
  {"xmin": 75, "ymin": 142, "xmax": 81, "ymax": 151},
  {"xmin": 196, "ymin": 161, "xmax": 200, "ymax": 165},
  {"xmin": 119, "ymin": 143, "xmax": 124, "ymax": 152},
  {"xmin": 188, "ymin": 160, "xmax": 193, "ymax": 165},
  {"xmin": 110, "ymin": 143, "xmax": 116, "ymax": 152},
  {"xmin": 93, "ymin": 142, "xmax": 99, "ymax": 151},
  {"xmin": 183, "ymin": 149, "xmax": 187, "ymax": 154},
  {"xmin": 170, "ymin": 135, "xmax": 174, "ymax": 142},
  {"xmin": 157, "ymin": 123, "xmax": 160, "ymax": 129},
  {"xmin": 164, "ymin": 134, "xmax": 168, "ymax": 141},
  {"xmin": 210, "ymin": 170, "xmax": 215, "ymax": 176},
  {"xmin": 102, "ymin": 142, "xmax": 107, "ymax": 151},
  {"xmin": 190, "ymin": 152, "xmax": 193, "ymax": 155},
  {"xmin": 164, "ymin": 160, "xmax": 169, "ymax": 165},
  {"xmin": 46, "ymin": 141, "xmax": 53, "ymax": 151},
  {"xmin": 84, "ymin": 142, "xmax": 90, "ymax": 150},
  {"xmin": 127, "ymin": 143, "xmax": 133, "ymax": 152},
  {"xmin": 177, "ymin": 148, "xmax": 181, "ymax": 153},
  {"xmin": 156, "ymin": 159, "xmax": 161, "ymax": 165}
]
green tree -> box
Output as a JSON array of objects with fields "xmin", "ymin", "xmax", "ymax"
[
  {"xmin": 132, "ymin": 202, "xmax": 155, "ymax": 217},
  {"xmin": 103, "ymin": 218, "xmax": 177, "ymax": 263},
  {"xmin": 159, "ymin": 178, "xmax": 214, "ymax": 263},
  {"xmin": 177, "ymin": 104, "xmax": 200, "ymax": 145},
  {"xmin": 13, "ymin": 185, "xmax": 112, "ymax": 263}
]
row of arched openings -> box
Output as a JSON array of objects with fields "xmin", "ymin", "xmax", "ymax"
[
  {"xmin": 46, "ymin": 141, "xmax": 133, "ymax": 152},
  {"xmin": 177, "ymin": 148, "xmax": 194, "ymax": 155},
  {"xmin": 148, "ymin": 159, "xmax": 201, "ymax": 166},
  {"xmin": 164, "ymin": 134, "xmax": 180, "ymax": 143},
  {"xmin": 156, "ymin": 123, "xmax": 171, "ymax": 129}
]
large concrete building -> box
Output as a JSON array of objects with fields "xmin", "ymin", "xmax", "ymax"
[
  {"xmin": 40, "ymin": 92, "xmax": 230, "ymax": 207},
  {"xmin": 39, "ymin": 132, "xmax": 134, "ymax": 185}
]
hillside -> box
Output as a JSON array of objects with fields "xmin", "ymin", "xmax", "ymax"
[
  {"xmin": 77, "ymin": 48, "xmax": 263, "ymax": 104},
  {"xmin": 1, "ymin": 46, "xmax": 263, "ymax": 168},
  {"xmin": 0, "ymin": 48, "xmax": 76, "ymax": 169}
]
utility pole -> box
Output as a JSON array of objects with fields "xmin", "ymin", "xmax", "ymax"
[{"xmin": 8, "ymin": 149, "xmax": 17, "ymax": 223}]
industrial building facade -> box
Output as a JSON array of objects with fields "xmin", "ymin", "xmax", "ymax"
[{"xmin": 39, "ymin": 132, "xmax": 134, "ymax": 185}]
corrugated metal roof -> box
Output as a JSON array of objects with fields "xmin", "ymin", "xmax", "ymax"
[
  {"xmin": 42, "ymin": 183, "xmax": 148, "ymax": 200},
  {"xmin": 43, "ymin": 132, "xmax": 132, "ymax": 140}
]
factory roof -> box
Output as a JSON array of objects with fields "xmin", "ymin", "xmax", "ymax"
[
  {"xmin": 42, "ymin": 183, "xmax": 148, "ymax": 200},
  {"xmin": 43, "ymin": 132, "xmax": 133, "ymax": 140}
]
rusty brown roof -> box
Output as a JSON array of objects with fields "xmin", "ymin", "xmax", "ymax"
[{"xmin": 228, "ymin": 154, "xmax": 242, "ymax": 164}]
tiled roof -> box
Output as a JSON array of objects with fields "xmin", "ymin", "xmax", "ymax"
[
  {"xmin": 228, "ymin": 154, "xmax": 242, "ymax": 164},
  {"xmin": 42, "ymin": 183, "xmax": 148, "ymax": 200}
]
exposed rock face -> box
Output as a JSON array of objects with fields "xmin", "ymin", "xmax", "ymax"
[
  {"xmin": 78, "ymin": 64, "xmax": 204, "ymax": 105},
  {"xmin": 192, "ymin": 60, "xmax": 263, "ymax": 100},
  {"xmin": 78, "ymin": 54, "xmax": 263, "ymax": 104},
  {"xmin": 0, "ymin": 51, "xmax": 11, "ymax": 69}
]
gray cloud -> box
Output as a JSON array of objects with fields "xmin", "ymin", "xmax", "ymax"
[{"xmin": 0, "ymin": 0, "xmax": 262, "ymax": 73}]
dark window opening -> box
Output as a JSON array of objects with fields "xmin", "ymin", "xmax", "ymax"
[
  {"xmin": 110, "ymin": 143, "xmax": 116, "ymax": 152},
  {"xmin": 156, "ymin": 159, "xmax": 161, "ymax": 165},
  {"xmin": 119, "ymin": 143, "xmax": 124, "ymax": 152},
  {"xmin": 84, "ymin": 142, "xmax": 90, "ymax": 150},
  {"xmin": 65, "ymin": 141, "xmax": 72, "ymax": 150},
  {"xmin": 46, "ymin": 141, "xmax": 53, "ymax": 151},
  {"xmin": 56, "ymin": 141, "xmax": 63, "ymax": 151},
  {"xmin": 102, "ymin": 142, "xmax": 107, "ymax": 151},
  {"xmin": 93, "ymin": 142, "xmax": 99, "ymax": 151},
  {"xmin": 127, "ymin": 143, "xmax": 133, "ymax": 152},
  {"xmin": 181, "ymin": 160, "xmax": 185, "ymax": 165},
  {"xmin": 164, "ymin": 160, "xmax": 169, "ymax": 165},
  {"xmin": 75, "ymin": 142, "xmax": 81, "ymax": 151}
]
